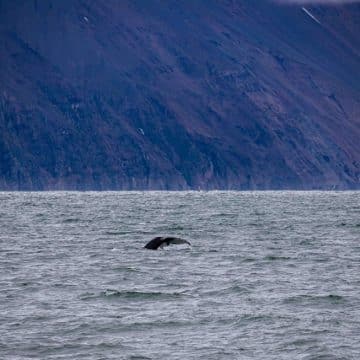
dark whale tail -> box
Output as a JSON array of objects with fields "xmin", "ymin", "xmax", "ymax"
[{"xmin": 144, "ymin": 237, "xmax": 191, "ymax": 250}]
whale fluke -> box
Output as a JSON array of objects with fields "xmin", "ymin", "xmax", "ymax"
[{"xmin": 144, "ymin": 237, "xmax": 191, "ymax": 250}]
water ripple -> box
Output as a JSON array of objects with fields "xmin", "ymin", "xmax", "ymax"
[{"xmin": 0, "ymin": 191, "xmax": 359, "ymax": 359}]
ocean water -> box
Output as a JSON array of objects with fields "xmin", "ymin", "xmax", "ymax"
[{"xmin": 0, "ymin": 191, "xmax": 359, "ymax": 360}]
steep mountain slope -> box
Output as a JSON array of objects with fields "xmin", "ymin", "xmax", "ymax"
[{"xmin": 0, "ymin": 0, "xmax": 359, "ymax": 190}]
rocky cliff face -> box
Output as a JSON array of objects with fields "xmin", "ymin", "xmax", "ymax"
[{"xmin": 0, "ymin": 0, "xmax": 359, "ymax": 190}]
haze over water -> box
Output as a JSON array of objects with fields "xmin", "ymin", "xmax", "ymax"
[{"xmin": 1, "ymin": 191, "xmax": 359, "ymax": 359}]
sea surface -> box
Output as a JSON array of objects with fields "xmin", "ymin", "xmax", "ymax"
[{"xmin": 0, "ymin": 191, "xmax": 359, "ymax": 360}]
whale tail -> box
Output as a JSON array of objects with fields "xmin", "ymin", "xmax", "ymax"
[{"xmin": 144, "ymin": 237, "xmax": 191, "ymax": 250}]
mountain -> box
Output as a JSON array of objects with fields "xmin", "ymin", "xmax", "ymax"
[{"xmin": 0, "ymin": 0, "xmax": 359, "ymax": 190}]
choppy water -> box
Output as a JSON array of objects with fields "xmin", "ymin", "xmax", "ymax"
[{"xmin": 0, "ymin": 191, "xmax": 359, "ymax": 360}]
